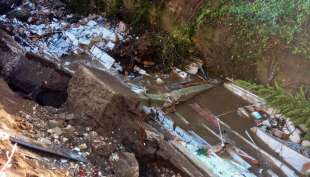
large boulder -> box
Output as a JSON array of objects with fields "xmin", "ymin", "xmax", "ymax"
[
  {"xmin": 67, "ymin": 65, "xmax": 142, "ymax": 137},
  {"xmin": 109, "ymin": 152, "xmax": 139, "ymax": 177}
]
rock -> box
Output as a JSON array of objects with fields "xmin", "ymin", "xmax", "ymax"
[
  {"xmin": 109, "ymin": 152, "xmax": 139, "ymax": 177},
  {"xmin": 302, "ymin": 140, "xmax": 310, "ymax": 148},
  {"xmin": 62, "ymin": 137, "xmax": 69, "ymax": 143},
  {"xmin": 63, "ymin": 124, "xmax": 75, "ymax": 133},
  {"xmin": 38, "ymin": 137, "xmax": 52, "ymax": 145},
  {"xmin": 156, "ymin": 78, "xmax": 164, "ymax": 85},
  {"xmin": 289, "ymin": 129, "xmax": 302, "ymax": 143},
  {"xmin": 0, "ymin": 29, "xmax": 24, "ymax": 77},
  {"xmin": 79, "ymin": 143, "xmax": 87, "ymax": 150},
  {"xmin": 47, "ymin": 127, "xmax": 63, "ymax": 136},
  {"xmin": 47, "ymin": 119, "xmax": 63, "ymax": 129}
]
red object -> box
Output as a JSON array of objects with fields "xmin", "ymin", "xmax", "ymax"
[
  {"xmin": 92, "ymin": 168, "xmax": 99, "ymax": 177},
  {"xmin": 79, "ymin": 167, "xmax": 85, "ymax": 177}
]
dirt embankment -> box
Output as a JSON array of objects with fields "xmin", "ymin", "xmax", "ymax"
[{"xmin": 161, "ymin": 0, "xmax": 310, "ymax": 93}]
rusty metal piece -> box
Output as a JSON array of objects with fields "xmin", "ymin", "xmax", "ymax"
[{"xmin": 10, "ymin": 136, "xmax": 88, "ymax": 163}]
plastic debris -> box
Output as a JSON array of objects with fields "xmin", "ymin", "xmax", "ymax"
[
  {"xmin": 0, "ymin": 6, "xmax": 124, "ymax": 71},
  {"xmin": 173, "ymin": 68, "xmax": 188, "ymax": 79},
  {"xmin": 185, "ymin": 63, "xmax": 199, "ymax": 75},
  {"xmin": 133, "ymin": 66, "xmax": 149, "ymax": 76},
  {"xmin": 90, "ymin": 46, "xmax": 115, "ymax": 69},
  {"xmin": 251, "ymin": 111, "xmax": 262, "ymax": 120}
]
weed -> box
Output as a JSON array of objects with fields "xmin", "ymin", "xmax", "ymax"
[{"xmin": 152, "ymin": 31, "xmax": 193, "ymax": 70}]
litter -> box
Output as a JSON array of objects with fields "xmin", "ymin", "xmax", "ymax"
[
  {"xmin": 145, "ymin": 107, "xmax": 256, "ymax": 177},
  {"xmin": 251, "ymin": 127, "xmax": 310, "ymax": 175},
  {"xmin": 185, "ymin": 63, "xmax": 199, "ymax": 75},
  {"xmin": 173, "ymin": 68, "xmax": 188, "ymax": 79},
  {"xmin": 251, "ymin": 111, "xmax": 262, "ymax": 120},
  {"xmin": 90, "ymin": 46, "xmax": 115, "ymax": 69},
  {"xmin": 0, "ymin": 6, "xmax": 124, "ymax": 71}
]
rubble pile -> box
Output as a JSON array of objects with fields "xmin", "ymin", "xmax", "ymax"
[
  {"xmin": 0, "ymin": 0, "xmax": 125, "ymax": 70},
  {"xmin": 0, "ymin": 78, "xmax": 187, "ymax": 177}
]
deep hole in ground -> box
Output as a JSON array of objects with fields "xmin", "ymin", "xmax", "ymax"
[
  {"xmin": 6, "ymin": 81, "xmax": 68, "ymax": 108},
  {"xmin": 0, "ymin": 50, "xmax": 71, "ymax": 108}
]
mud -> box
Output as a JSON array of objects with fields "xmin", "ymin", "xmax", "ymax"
[
  {"xmin": 168, "ymin": 84, "xmax": 296, "ymax": 176},
  {"xmin": 178, "ymin": 85, "xmax": 255, "ymax": 136}
]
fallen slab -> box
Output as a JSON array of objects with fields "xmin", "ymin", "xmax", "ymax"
[
  {"xmin": 67, "ymin": 65, "xmax": 141, "ymax": 135},
  {"xmin": 66, "ymin": 65, "xmax": 213, "ymax": 177}
]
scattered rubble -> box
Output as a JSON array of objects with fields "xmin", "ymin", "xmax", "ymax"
[{"xmin": 0, "ymin": 0, "xmax": 124, "ymax": 73}]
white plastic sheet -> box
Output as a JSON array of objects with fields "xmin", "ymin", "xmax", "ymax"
[{"xmin": 90, "ymin": 46, "xmax": 115, "ymax": 69}]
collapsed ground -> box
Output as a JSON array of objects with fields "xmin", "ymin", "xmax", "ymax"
[
  {"xmin": 0, "ymin": 0, "xmax": 309, "ymax": 177},
  {"xmin": 0, "ymin": 0, "xmax": 190, "ymax": 177}
]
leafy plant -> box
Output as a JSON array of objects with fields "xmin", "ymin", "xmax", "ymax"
[
  {"xmin": 152, "ymin": 31, "xmax": 193, "ymax": 70},
  {"xmin": 195, "ymin": 0, "xmax": 310, "ymax": 60}
]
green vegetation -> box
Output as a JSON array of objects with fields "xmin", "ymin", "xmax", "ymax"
[
  {"xmin": 65, "ymin": 0, "xmax": 151, "ymax": 25},
  {"xmin": 196, "ymin": 0, "xmax": 310, "ymax": 60},
  {"xmin": 152, "ymin": 30, "xmax": 193, "ymax": 70},
  {"xmin": 105, "ymin": 0, "xmax": 153, "ymax": 26},
  {"xmin": 236, "ymin": 80, "xmax": 310, "ymax": 140},
  {"xmin": 197, "ymin": 148, "xmax": 209, "ymax": 156},
  {"xmin": 130, "ymin": 0, "xmax": 151, "ymax": 25},
  {"xmin": 65, "ymin": 0, "xmax": 93, "ymax": 14}
]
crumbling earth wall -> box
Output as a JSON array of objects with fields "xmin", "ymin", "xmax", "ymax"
[
  {"xmin": 66, "ymin": 65, "xmax": 144, "ymax": 150},
  {"xmin": 0, "ymin": 29, "xmax": 70, "ymax": 107}
]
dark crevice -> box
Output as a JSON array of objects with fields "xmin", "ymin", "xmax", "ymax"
[
  {"xmin": 6, "ymin": 80, "xmax": 68, "ymax": 108},
  {"xmin": 0, "ymin": 52, "xmax": 71, "ymax": 108}
]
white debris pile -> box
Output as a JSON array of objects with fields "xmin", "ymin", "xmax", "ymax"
[{"xmin": 0, "ymin": 1, "xmax": 125, "ymax": 69}]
